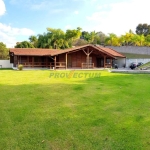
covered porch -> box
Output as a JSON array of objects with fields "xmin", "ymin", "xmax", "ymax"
[
  {"xmin": 9, "ymin": 45, "xmax": 125, "ymax": 69},
  {"xmin": 49, "ymin": 46, "xmax": 115, "ymax": 69}
]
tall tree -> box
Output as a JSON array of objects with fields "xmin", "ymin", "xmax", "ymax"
[
  {"xmin": 65, "ymin": 27, "xmax": 82, "ymax": 47},
  {"xmin": 96, "ymin": 31, "xmax": 106, "ymax": 45},
  {"xmin": 131, "ymin": 34, "xmax": 145, "ymax": 46},
  {"xmin": 47, "ymin": 28, "xmax": 66, "ymax": 49},
  {"xmin": 136, "ymin": 23, "xmax": 150, "ymax": 36},
  {"xmin": 29, "ymin": 35, "xmax": 38, "ymax": 47},
  {"xmin": 15, "ymin": 41, "xmax": 34, "ymax": 48},
  {"xmin": 124, "ymin": 32, "xmax": 134, "ymax": 45},
  {"xmin": 0, "ymin": 42, "xmax": 9, "ymax": 59},
  {"xmin": 105, "ymin": 33, "xmax": 120, "ymax": 46},
  {"xmin": 81, "ymin": 31, "xmax": 98, "ymax": 44}
]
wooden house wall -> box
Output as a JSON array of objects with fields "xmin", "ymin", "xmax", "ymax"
[{"xmin": 58, "ymin": 50, "xmax": 98, "ymax": 67}]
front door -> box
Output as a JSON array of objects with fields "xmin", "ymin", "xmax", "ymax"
[
  {"xmin": 67, "ymin": 55, "xmax": 72, "ymax": 68},
  {"xmin": 97, "ymin": 58, "xmax": 104, "ymax": 67}
]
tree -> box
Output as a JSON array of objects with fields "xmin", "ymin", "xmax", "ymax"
[
  {"xmin": 15, "ymin": 41, "xmax": 34, "ymax": 48},
  {"xmin": 136, "ymin": 23, "xmax": 150, "ymax": 36},
  {"xmin": 105, "ymin": 33, "xmax": 120, "ymax": 46},
  {"xmin": 123, "ymin": 32, "xmax": 134, "ymax": 45},
  {"xmin": 37, "ymin": 33, "xmax": 52, "ymax": 48},
  {"xmin": 65, "ymin": 27, "xmax": 82, "ymax": 47},
  {"xmin": 47, "ymin": 28, "xmax": 66, "ymax": 49},
  {"xmin": 131, "ymin": 34, "xmax": 145, "ymax": 46},
  {"xmin": 145, "ymin": 34, "xmax": 150, "ymax": 46},
  {"xmin": 29, "ymin": 35, "xmax": 38, "ymax": 47},
  {"xmin": 96, "ymin": 31, "xmax": 106, "ymax": 45},
  {"xmin": 81, "ymin": 31, "xmax": 98, "ymax": 44},
  {"xmin": 0, "ymin": 42, "xmax": 9, "ymax": 59},
  {"xmin": 73, "ymin": 39, "xmax": 88, "ymax": 46},
  {"xmin": 119, "ymin": 35, "xmax": 126, "ymax": 46}
]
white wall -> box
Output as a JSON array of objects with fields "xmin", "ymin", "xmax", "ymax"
[
  {"xmin": 126, "ymin": 59, "xmax": 150, "ymax": 67},
  {"xmin": 0, "ymin": 60, "xmax": 12, "ymax": 68},
  {"xmin": 114, "ymin": 58, "xmax": 126, "ymax": 68}
]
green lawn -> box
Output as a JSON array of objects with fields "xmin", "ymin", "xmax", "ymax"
[
  {"xmin": 137, "ymin": 61, "xmax": 150, "ymax": 69},
  {"xmin": 122, "ymin": 53, "xmax": 150, "ymax": 58},
  {"xmin": 1, "ymin": 70, "xmax": 150, "ymax": 150}
]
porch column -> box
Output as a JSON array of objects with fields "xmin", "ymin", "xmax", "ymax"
[
  {"xmin": 82, "ymin": 48, "xmax": 93, "ymax": 69},
  {"xmin": 104, "ymin": 56, "xmax": 106, "ymax": 68},
  {"xmin": 46, "ymin": 57, "xmax": 48, "ymax": 67},
  {"xmin": 87, "ymin": 48, "xmax": 89, "ymax": 69},
  {"xmin": 66, "ymin": 53, "xmax": 67, "ymax": 70},
  {"xmin": 32, "ymin": 57, "xmax": 34, "ymax": 68},
  {"xmin": 27, "ymin": 56, "xmax": 29, "ymax": 66},
  {"xmin": 17, "ymin": 56, "xmax": 19, "ymax": 66},
  {"xmin": 54, "ymin": 56, "xmax": 56, "ymax": 70},
  {"xmin": 110, "ymin": 58, "xmax": 112, "ymax": 68}
]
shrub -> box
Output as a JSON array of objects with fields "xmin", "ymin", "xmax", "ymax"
[{"xmin": 18, "ymin": 64, "xmax": 23, "ymax": 70}]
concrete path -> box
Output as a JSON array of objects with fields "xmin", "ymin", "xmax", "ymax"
[{"xmin": 109, "ymin": 68, "xmax": 150, "ymax": 73}]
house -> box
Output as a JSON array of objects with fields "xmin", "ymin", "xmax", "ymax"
[
  {"xmin": 9, "ymin": 45, "xmax": 126, "ymax": 69},
  {"xmin": 106, "ymin": 46, "xmax": 150, "ymax": 67}
]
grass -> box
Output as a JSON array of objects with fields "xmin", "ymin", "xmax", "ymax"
[
  {"xmin": 1, "ymin": 70, "xmax": 150, "ymax": 149},
  {"xmin": 122, "ymin": 53, "xmax": 150, "ymax": 58},
  {"xmin": 137, "ymin": 61, "xmax": 150, "ymax": 69}
]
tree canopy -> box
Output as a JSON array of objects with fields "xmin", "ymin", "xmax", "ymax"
[
  {"xmin": 15, "ymin": 41, "xmax": 34, "ymax": 48},
  {"xmin": 136, "ymin": 23, "xmax": 150, "ymax": 36},
  {"xmin": 13, "ymin": 24, "xmax": 150, "ymax": 48},
  {"xmin": 0, "ymin": 42, "xmax": 9, "ymax": 59}
]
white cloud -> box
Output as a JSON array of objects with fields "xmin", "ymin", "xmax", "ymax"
[
  {"xmin": 0, "ymin": 0, "xmax": 6, "ymax": 16},
  {"xmin": 0, "ymin": 31, "xmax": 16, "ymax": 48},
  {"xmin": 86, "ymin": 0, "xmax": 150, "ymax": 35},
  {"xmin": 65, "ymin": 25, "xmax": 72, "ymax": 30},
  {"xmin": 74, "ymin": 11, "xmax": 79, "ymax": 15},
  {"xmin": 31, "ymin": 1, "xmax": 48, "ymax": 10},
  {"xmin": 0, "ymin": 23, "xmax": 35, "ymax": 47}
]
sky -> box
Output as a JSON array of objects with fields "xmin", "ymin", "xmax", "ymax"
[{"xmin": 0, "ymin": 0, "xmax": 150, "ymax": 48}]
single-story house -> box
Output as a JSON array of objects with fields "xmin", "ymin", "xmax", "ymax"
[{"xmin": 9, "ymin": 44, "xmax": 126, "ymax": 69}]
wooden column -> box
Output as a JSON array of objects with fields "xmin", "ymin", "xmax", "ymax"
[
  {"xmin": 54, "ymin": 56, "xmax": 56, "ymax": 70},
  {"xmin": 32, "ymin": 57, "xmax": 34, "ymax": 68},
  {"xmin": 27, "ymin": 56, "xmax": 29, "ymax": 66},
  {"xmin": 110, "ymin": 58, "xmax": 112, "ymax": 68},
  {"xmin": 66, "ymin": 53, "xmax": 67, "ymax": 69},
  {"xmin": 82, "ymin": 48, "xmax": 93, "ymax": 69},
  {"xmin": 104, "ymin": 56, "xmax": 106, "ymax": 68},
  {"xmin": 87, "ymin": 55, "xmax": 89, "ymax": 69},
  {"xmin": 87, "ymin": 48, "xmax": 89, "ymax": 68},
  {"xmin": 17, "ymin": 56, "xmax": 19, "ymax": 66},
  {"xmin": 46, "ymin": 57, "xmax": 48, "ymax": 67}
]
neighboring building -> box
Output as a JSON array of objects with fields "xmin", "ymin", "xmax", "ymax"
[
  {"xmin": 9, "ymin": 44, "xmax": 125, "ymax": 69},
  {"xmin": 106, "ymin": 46, "xmax": 150, "ymax": 67}
]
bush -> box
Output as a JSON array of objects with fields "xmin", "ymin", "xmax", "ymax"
[{"xmin": 18, "ymin": 64, "xmax": 23, "ymax": 70}]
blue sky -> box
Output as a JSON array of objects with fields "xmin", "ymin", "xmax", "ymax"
[{"xmin": 0, "ymin": 0, "xmax": 150, "ymax": 47}]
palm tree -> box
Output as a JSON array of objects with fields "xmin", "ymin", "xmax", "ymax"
[
  {"xmin": 29, "ymin": 35, "xmax": 38, "ymax": 47},
  {"xmin": 105, "ymin": 33, "xmax": 120, "ymax": 46}
]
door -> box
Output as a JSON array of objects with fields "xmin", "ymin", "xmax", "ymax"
[
  {"xmin": 67, "ymin": 55, "xmax": 72, "ymax": 67},
  {"xmin": 97, "ymin": 58, "xmax": 104, "ymax": 67}
]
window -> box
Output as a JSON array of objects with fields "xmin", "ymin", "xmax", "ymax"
[{"xmin": 106, "ymin": 58, "xmax": 111, "ymax": 64}]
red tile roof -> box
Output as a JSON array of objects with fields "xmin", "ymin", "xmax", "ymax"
[
  {"xmin": 9, "ymin": 45, "xmax": 125, "ymax": 58},
  {"xmin": 96, "ymin": 46, "xmax": 125, "ymax": 58},
  {"xmin": 9, "ymin": 48, "xmax": 61, "ymax": 56}
]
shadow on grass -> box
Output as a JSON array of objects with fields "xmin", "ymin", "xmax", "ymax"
[{"xmin": 0, "ymin": 68, "xmax": 13, "ymax": 70}]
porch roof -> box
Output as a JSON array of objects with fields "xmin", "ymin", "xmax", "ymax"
[{"xmin": 9, "ymin": 45, "xmax": 125, "ymax": 58}]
